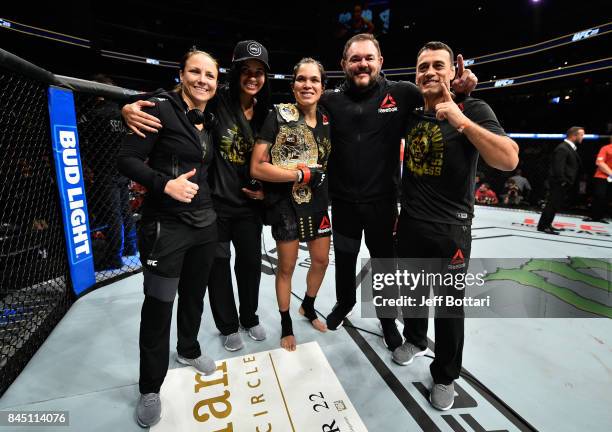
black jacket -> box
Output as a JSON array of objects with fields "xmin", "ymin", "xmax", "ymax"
[
  {"xmin": 321, "ymin": 77, "xmax": 421, "ymax": 202},
  {"xmin": 117, "ymin": 91, "xmax": 214, "ymax": 217},
  {"xmin": 550, "ymin": 141, "xmax": 581, "ymax": 185}
]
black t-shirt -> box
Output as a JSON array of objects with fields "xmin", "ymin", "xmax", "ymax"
[
  {"xmin": 257, "ymin": 105, "xmax": 331, "ymax": 204},
  {"xmin": 401, "ymin": 97, "xmax": 506, "ymax": 225},
  {"xmin": 208, "ymin": 87, "xmax": 261, "ymax": 216},
  {"xmin": 320, "ymin": 78, "xmax": 422, "ymax": 202}
]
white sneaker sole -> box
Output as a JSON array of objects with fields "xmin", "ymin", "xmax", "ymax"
[
  {"xmin": 222, "ymin": 341, "xmax": 244, "ymax": 352},
  {"xmin": 391, "ymin": 348, "xmax": 427, "ymax": 366},
  {"xmin": 247, "ymin": 333, "xmax": 266, "ymax": 341},
  {"xmin": 240, "ymin": 326, "xmax": 266, "ymax": 342},
  {"xmin": 136, "ymin": 413, "xmax": 161, "ymax": 428}
]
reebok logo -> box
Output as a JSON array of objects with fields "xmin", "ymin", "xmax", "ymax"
[
  {"xmin": 449, "ymin": 249, "xmax": 466, "ymax": 269},
  {"xmin": 318, "ymin": 215, "xmax": 331, "ymax": 234},
  {"xmin": 378, "ymin": 93, "xmax": 398, "ymax": 113}
]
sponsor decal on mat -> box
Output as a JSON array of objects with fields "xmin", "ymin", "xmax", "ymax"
[{"xmin": 152, "ymin": 341, "xmax": 367, "ymax": 432}]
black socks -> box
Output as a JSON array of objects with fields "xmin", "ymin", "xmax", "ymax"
[
  {"xmin": 279, "ymin": 309, "xmax": 293, "ymax": 338},
  {"xmin": 300, "ymin": 294, "xmax": 318, "ymax": 322}
]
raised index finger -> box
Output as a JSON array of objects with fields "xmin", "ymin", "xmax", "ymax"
[
  {"xmin": 441, "ymin": 81, "xmax": 453, "ymax": 101},
  {"xmin": 456, "ymin": 54, "xmax": 465, "ymax": 79}
]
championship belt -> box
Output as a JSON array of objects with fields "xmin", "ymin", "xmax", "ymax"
[
  {"xmin": 292, "ymin": 182, "xmax": 312, "ymax": 205},
  {"xmin": 270, "ymin": 104, "xmax": 319, "ymax": 205},
  {"xmin": 270, "ymin": 104, "xmax": 331, "ymax": 242}
]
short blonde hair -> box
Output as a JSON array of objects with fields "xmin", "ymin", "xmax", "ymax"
[{"xmin": 179, "ymin": 48, "xmax": 218, "ymax": 73}]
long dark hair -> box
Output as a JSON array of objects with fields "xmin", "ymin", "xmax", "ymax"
[{"xmin": 228, "ymin": 60, "xmax": 271, "ymax": 131}]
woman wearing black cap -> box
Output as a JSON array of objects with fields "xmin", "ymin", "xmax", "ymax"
[
  {"xmin": 205, "ymin": 40, "xmax": 272, "ymax": 351},
  {"xmin": 118, "ymin": 49, "xmax": 219, "ymax": 428},
  {"xmin": 121, "ymin": 41, "xmax": 272, "ymax": 352}
]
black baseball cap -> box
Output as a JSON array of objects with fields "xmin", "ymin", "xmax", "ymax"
[{"xmin": 232, "ymin": 40, "xmax": 270, "ymax": 71}]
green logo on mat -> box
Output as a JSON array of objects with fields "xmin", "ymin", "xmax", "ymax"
[{"xmin": 484, "ymin": 258, "xmax": 611, "ymax": 318}]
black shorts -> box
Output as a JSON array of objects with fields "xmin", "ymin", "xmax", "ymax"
[{"xmin": 271, "ymin": 199, "xmax": 331, "ymax": 242}]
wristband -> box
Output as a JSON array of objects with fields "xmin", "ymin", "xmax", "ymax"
[
  {"xmin": 457, "ymin": 123, "xmax": 469, "ymax": 133},
  {"xmin": 296, "ymin": 169, "xmax": 304, "ymax": 183},
  {"xmin": 301, "ymin": 166, "xmax": 311, "ymax": 184}
]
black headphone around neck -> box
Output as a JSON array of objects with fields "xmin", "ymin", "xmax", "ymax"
[
  {"xmin": 186, "ymin": 108, "xmax": 206, "ymax": 125},
  {"xmin": 180, "ymin": 91, "xmax": 216, "ymax": 128}
]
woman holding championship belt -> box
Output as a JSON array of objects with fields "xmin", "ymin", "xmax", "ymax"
[{"xmin": 251, "ymin": 58, "xmax": 331, "ymax": 351}]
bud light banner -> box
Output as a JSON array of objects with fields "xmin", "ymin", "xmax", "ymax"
[{"xmin": 47, "ymin": 86, "xmax": 95, "ymax": 295}]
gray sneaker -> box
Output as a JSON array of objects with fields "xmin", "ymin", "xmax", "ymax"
[
  {"xmin": 176, "ymin": 354, "xmax": 216, "ymax": 375},
  {"xmin": 246, "ymin": 324, "xmax": 267, "ymax": 341},
  {"xmin": 223, "ymin": 332, "xmax": 244, "ymax": 351},
  {"xmin": 430, "ymin": 382, "xmax": 455, "ymax": 411},
  {"xmin": 136, "ymin": 392, "xmax": 161, "ymax": 428},
  {"xmin": 391, "ymin": 342, "xmax": 427, "ymax": 365}
]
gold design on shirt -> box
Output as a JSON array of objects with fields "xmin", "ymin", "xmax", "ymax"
[
  {"xmin": 220, "ymin": 124, "xmax": 248, "ymax": 165},
  {"xmin": 405, "ymin": 121, "xmax": 444, "ymax": 177},
  {"xmin": 318, "ymin": 135, "xmax": 331, "ymax": 170}
]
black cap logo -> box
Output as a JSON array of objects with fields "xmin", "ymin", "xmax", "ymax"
[
  {"xmin": 232, "ymin": 40, "xmax": 270, "ymax": 70},
  {"xmin": 247, "ymin": 42, "xmax": 262, "ymax": 56}
]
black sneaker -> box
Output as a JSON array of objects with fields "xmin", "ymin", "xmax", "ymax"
[
  {"xmin": 326, "ymin": 303, "xmax": 352, "ymax": 330},
  {"xmin": 537, "ymin": 226, "xmax": 559, "ymax": 235}
]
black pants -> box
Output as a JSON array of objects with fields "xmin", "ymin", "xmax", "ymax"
[
  {"xmin": 208, "ymin": 212, "xmax": 262, "ymax": 335},
  {"xmin": 590, "ymin": 178, "xmax": 611, "ymax": 220},
  {"xmin": 138, "ymin": 218, "xmax": 217, "ymax": 394},
  {"xmin": 538, "ymin": 181, "xmax": 570, "ymax": 229},
  {"xmin": 396, "ymin": 211, "xmax": 471, "ymax": 385},
  {"xmin": 331, "ymin": 197, "xmax": 397, "ymax": 312}
]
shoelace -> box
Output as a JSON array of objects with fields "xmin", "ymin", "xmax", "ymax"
[
  {"xmin": 399, "ymin": 343, "xmax": 417, "ymax": 355},
  {"xmin": 143, "ymin": 395, "xmax": 160, "ymax": 407},
  {"xmin": 433, "ymin": 384, "xmax": 450, "ymax": 393}
]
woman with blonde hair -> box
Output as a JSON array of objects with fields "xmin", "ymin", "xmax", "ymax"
[{"xmin": 118, "ymin": 49, "xmax": 219, "ymax": 427}]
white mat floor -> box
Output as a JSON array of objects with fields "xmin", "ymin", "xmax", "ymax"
[{"xmin": 1, "ymin": 206, "xmax": 610, "ymax": 431}]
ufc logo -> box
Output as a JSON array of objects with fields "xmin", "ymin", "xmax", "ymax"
[
  {"xmin": 571, "ymin": 28, "xmax": 599, "ymax": 41},
  {"xmin": 147, "ymin": 259, "xmax": 158, "ymax": 267}
]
